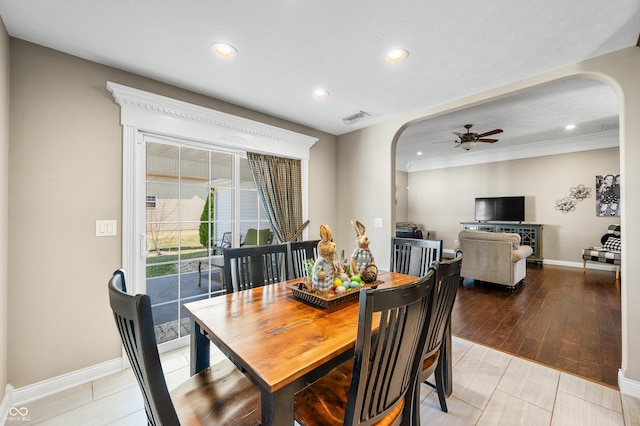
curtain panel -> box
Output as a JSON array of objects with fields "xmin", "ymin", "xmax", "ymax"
[{"xmin": 247, "ymin": 152, "xmax": 304, "ymax": 242}]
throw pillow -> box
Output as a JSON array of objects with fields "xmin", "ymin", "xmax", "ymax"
[{"xmin": 603, "ymin": 237, "xmax": 621, "ymax": 252}]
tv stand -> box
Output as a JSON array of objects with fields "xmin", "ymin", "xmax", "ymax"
[{"xmin": 460, "ymin": 222, "xmax": 543, "ymax": 264}]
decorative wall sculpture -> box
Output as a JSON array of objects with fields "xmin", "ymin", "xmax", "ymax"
[
  {"xmin": 570, "ymin": 184, "xmax": 592, "ymax": 201},
  {"xmin": 556, "ymin": 197, "xmax": 577, "ymax": 213}
]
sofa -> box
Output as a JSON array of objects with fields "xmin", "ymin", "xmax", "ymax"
[
  {"xmin": 395, "ymin": 222, "xmax": 430, "ymax": 239},
  {"xmin": 458, "ymin": 230, "xmax": 533, "ymax": 290}
]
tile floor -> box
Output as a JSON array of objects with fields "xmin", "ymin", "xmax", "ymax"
[{"xmin": 13, "ymin": 337, "xmax": 640, "ymax": 425}]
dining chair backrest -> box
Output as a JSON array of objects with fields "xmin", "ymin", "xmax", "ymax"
[
  {"xmin": 390, "ymin": 237, "xmax": 443, "ymax": 276},
  {"xmin": 423, "ymin": 255, "xmax": 462, "ymax": 359},
  {"xmin": 108, "ymin": 269, "xmax": 180, "ymax": 425},
  {"xmin": 287, "ymin": 239, "xmax": 321, "ymax": 279},
  {"xmin": 223, "ymin": 243, "xmax": 288, "ymax": 293},
  {"xmin": 345, "ymin": 268, "xmax": 438, "ymax": 425}
]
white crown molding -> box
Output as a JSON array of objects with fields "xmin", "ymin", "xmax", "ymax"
[
  {"xmin": 106, "ymin": 82, "xmax": 317, "ymax": 160},
  {"xmin": 400, "ymin": 131, "xmax": 619, "ymax": 172}
]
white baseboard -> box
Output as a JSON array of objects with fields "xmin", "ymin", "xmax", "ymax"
[
  {"xmin": 542, "ymin": 258, "xmax": 618, "ymax": 273},
  {"xmin": 1, "ymin": 384, "xmax": 13, "ymax": 425},
  {"xmin": 619, "ymin": 370, "xmax": 640, "ymax": 399},
  {"xmin": 11, "ymin": 358, "xmax": 124, "ymax": 405}
]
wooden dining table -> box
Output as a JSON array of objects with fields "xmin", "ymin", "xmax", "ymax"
[{"xmin": 184, "ymin": 271, "xmax": 452, "ymax": 426}]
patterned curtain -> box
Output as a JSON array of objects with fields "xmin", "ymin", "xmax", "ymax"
[{"xmin": 247, "ymin": 152, "xmax": 304, "ymax": 242}]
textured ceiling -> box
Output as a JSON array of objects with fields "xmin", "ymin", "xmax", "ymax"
[
  {"xmin": 0, "ymin": 0, "xmax": 638, "ymax": 165},
  {"xmin": 398, "ymin": 78, "xmax": 620, "ymax": 171}
]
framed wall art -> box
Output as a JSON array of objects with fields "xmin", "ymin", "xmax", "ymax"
[{"xmin": 596, "ymin": 174, "xmax": 620, "ymax": 217}]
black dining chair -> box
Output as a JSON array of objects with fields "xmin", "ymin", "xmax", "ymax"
[
  {"xmin": 222, "ymin": 243, "xmax": 288, "ymax": 293},
  {"xmin": 108, "ymin": 269, "xmax": 261, "ymax": 425},
  {"xmin": 390, "ymin": 237, "xmax": 443, "ymax": 276},
  {"xmin": 420, "ymin": 254, "xmax": 463, "ymax": 413},
  {"xmin": 287, "ymin": 239, "xmax": 320, "ymax": 279},
  {"xmin": 294, "ymin": 268, "xmax": 439, "ymax": 426}
]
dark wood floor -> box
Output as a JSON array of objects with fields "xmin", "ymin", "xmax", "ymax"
[{"xmin": 451, "ymin": 264, "xmax": 621, "ymax": 388}]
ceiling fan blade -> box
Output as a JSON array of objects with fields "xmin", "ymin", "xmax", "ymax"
[
  {"xmin": 476, "ymin": 128, "xmax": 503, "ymax": 138},
  {"xmin": 432, "ymin": 139, "xmax": 456, "ymax": 144},
  {"xmin": 452, "ymin": 132, "xmax": 463, "ymax": 136},
  {"xmin": 477, "ymin": 138, "xmax": 498, "ymax": 143}
]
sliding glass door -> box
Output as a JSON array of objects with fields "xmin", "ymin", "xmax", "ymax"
[{"xmin": 145, "ymin": 140, "xmax": 270, "ymax": 345}]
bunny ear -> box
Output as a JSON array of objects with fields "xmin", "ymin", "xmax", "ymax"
[
  {"xmin": 354, "ymin": 220, "xmax": 365, "ymax": 236},
  {"xmin": 351, "ymin": 220, "xmax": 362, "ymax": 236},
  {"xmin": 320, "ymin": 224, "xmax": 332, "ymax": 242}
]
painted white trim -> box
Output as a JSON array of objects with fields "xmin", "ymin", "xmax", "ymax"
[
  {"xmin": 109, "ymin": 82, "xmax": 318, "ymax": 293},
  {"xmin": 619, "ymin": 369, "xmax": 640, "ymax": 398},
  {"xmin": 11, "ymin": 358, "xmax": 123, "ymax": 405},
  {"xmin": 1, "ymin": 384, "xmax": 13, "ymax": 425},
  {"xmin": 544, "ymin": 258, "xmax": 618, "ymax": 273},
  {"xmin": 106, "ymin": 82, "xmax": 317, "ymax": 160},
  {"xmin": 403, "ymin": 131, "xmax": 619, "ymax": 172}
]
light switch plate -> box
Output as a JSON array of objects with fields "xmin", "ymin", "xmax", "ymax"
[
  {"xmin": 96, "ymin": 220, "xmax": 117, "ymax": 237},
  {"xmin": 374, "ymin": 218, "xmax": 383, "ymax": 228}
]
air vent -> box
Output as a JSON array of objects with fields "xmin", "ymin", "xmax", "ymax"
[
  {"xmin": 601, "ymin": 122, "xmax": 619, "ymax": 132},
  {"xmin": 342, "ymin": 110, "xmax": 371, "ymax": 125}
]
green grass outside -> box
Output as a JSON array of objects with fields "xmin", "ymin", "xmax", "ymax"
[{"xmin": 146, "ymin": 229, "xmax": 210, "ymax": 278}]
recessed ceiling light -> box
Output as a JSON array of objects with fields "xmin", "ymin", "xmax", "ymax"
[
  {"xmin": 565, "ymin": 124, "xmax": 576, "ymax": 130},
  {"xmin": 386, "ymin": 48, "xmax": 409, "ymax": 63},
  {"xmin": 211, "ymin": 42, "xmax": 238, "ymax": 59},
  {"xmin": 417, "ymin": 151, "xmax": 423, "ymax": 156},
  {"xmin": 312, "ymin": 89, "xmax": 330, "ymax": 99}
]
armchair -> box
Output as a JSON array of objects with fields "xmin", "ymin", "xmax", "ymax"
[{"xmin": 458, "ymin": 230, "xmax": 533, "ymax": 290}]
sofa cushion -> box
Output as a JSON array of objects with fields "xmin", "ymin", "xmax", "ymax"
[
  {"xmin": 600, "ymin": 224, "xmax": 621, "ymax": 245},
  {"xmin": 458, "ymin": 230, "xmax": 520, "ymax": 249},
  {"xmin": 603, "ymin": 237, "xmax": 621, "ymax": 252}
]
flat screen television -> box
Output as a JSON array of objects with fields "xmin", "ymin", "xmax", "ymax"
[{"xmin": 475, "ymin": 196, "xmax": 525, "ymax": 222}]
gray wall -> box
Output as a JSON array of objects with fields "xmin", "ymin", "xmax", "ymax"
[
  {"xmin": 0, "ymin": 17, "xmax": 9, "ymax": 405},
  {"xmin": 7, "ymin": 39, "xmax": 337, "ymax": 388},
  {"xmin": 405, "ymin": 147, "xmax": 619, "ymax": 260}
]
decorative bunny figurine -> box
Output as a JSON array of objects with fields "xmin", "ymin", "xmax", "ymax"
[
  {"xmin": 312, "ymin": 224, "xmax": 337, "ymax": 292},
  {"xmin": 350, "ymin": 220, "xmax": 375, "ymax": 276}
]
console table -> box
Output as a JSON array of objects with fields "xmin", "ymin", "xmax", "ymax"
[{"xmin": 460, "ymin": 222, "xmax": 543, "ymax": 264}]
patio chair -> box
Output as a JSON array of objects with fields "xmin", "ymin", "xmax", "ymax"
[
  {"xmin": 294, "ymin": 268, "xmax": 438, "ymax": 426},
  {"xmin": 211, "ymin": 231, "xmax": 232, "ymax": 255},
  {"xmin": 390, "ymin": 237, "xmax": 443, "ymax": 276},
  {"xmin": 107, "ymin": 269, "xmax": 261, "ymax": 425},
  {"xmin": 223, "ymin": 243, "xmax": 288, "ymax": 293},
  {"xmin": 241, "ymin": 228, "xmax": 273, "ymax": 246}
]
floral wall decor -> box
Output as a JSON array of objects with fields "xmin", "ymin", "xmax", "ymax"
[
  {"xmin": 570, "ymin": 184, "xmax": 592, "ymax": 201},
  {"xmin": 556, "ymin": 197, "xmax": 577, "ymax": 213}
]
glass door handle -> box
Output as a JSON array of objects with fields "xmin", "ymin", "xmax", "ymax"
[{"xmin": 141, "ymin": 234, "xmax": 149, "ymax": 259}]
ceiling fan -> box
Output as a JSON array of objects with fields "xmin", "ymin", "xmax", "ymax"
[{"xmin": 446, "ymin": 124, "xmax": 504, "ymax": 151}]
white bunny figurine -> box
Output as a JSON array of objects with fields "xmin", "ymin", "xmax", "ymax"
[
  {"xmin": 350, "ymin": 220, "xmax": 375, "ymax": 276},
  {"xmin": 312, "ymin": 224, "xmax": 337, "ymax": 292}
]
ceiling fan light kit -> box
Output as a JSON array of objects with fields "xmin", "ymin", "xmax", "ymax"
[{"xmin": 451, "ymin": 124, "xmax": 503, "ymax": 151}]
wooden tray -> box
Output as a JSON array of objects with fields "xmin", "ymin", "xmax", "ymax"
[{"xmin": 286, "ymin": 280, "xmax": 383, "ymax": 309}]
